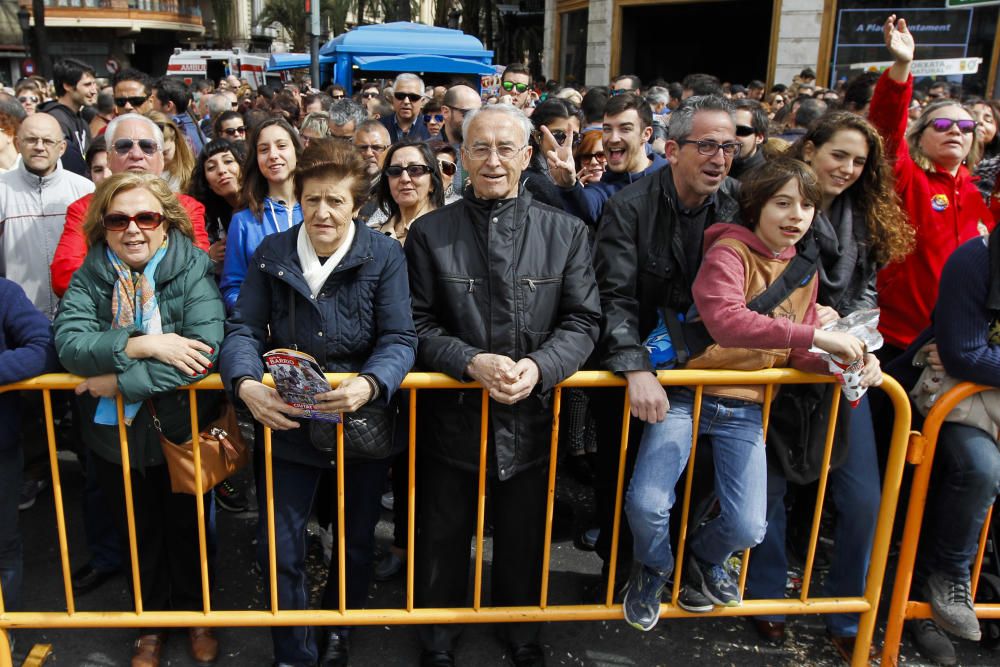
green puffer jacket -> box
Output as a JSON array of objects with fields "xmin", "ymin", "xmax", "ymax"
[{"xmin": 54, "ymin": 229, "xmax": 225, "ymax": 467}]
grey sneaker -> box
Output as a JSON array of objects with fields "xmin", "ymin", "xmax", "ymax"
[
  {"xmin": 926, "ymin": 572, "xmax": 981, "ymax": 641},
  {"xmin": 622, "ymin": 565, "xmax": 667, "ymax": 631},
  {"xmin": 907, "ymin": 618, "xmax": 957, "ymax": 666},
  {"xmin": 676, "ymin": 584, "xmax": 714, "ymax": 613},
  {"xmin": 686, "ymin": 554, "xmax": 741, "ymax": 607}
]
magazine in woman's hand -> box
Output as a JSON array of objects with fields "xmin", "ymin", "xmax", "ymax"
[{"xmin": 263, "ymin": 349, "xmax": 341, "ymax": 422}]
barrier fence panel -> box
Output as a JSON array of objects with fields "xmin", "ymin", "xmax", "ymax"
[
  {"xmin": 881, "ymin": 382, "xmax": 1000, "ymax": 667},
  {"xmin": 0, "ymin": 369, "xmax": 912, "ymax": 667}
]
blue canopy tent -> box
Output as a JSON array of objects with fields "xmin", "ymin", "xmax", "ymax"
[
  {"xmin": 267, "ymin": 52, "xmax": 334, "ymax": 72},
  {"xmin": 318, "ymin": 22, "xmax": 494, "ymax": 92}
]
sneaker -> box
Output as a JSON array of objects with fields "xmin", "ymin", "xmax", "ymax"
[
  {"xmin": 676, "ymin": 584, "xmax": 714, "ymax": 613},
  {"xmin": 18, "ymin": 478, "xmax": 48, "ymax": 510},
  {"xmin": 907, "ymin": 618, "xmax": 957, "ymax": 666},
  {"xmin": 215, "ymin": 479, "xmax": 249, "ymax": 512},
  {"xmin": 686, "ymin": 554, "xmax": 741, "ymax": 607},
  {"xmin": 576, "ymin": 527, "xmax": 599, "ymax": 551},
  {"xmin": 622, "ymin": 565, "xmax": 667, "ymax": 631},
  {"xmin": 926, "ymin": 571, "xmax": 981, "ymax": 641}
]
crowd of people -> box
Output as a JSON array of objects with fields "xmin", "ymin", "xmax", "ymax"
[{"xmin": 0, "ymin": 13, "xmax": 998, "ymax": 667}]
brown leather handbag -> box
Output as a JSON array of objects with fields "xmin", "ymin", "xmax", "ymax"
[{"xmin": 150, "ymin": 400, "xmax": 250, "ymax": 495}]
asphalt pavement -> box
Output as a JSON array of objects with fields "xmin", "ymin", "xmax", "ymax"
[{"xmin": 6, "ymin": 450, "xmax": 998, "ymax": 666}]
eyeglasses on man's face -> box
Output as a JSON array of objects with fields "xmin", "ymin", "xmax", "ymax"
[
  {"xmin": 463, "ymin": 144, "xmax": 527, "ymax": 161},
  {"xmin": 676, "ymin": 138, "xmax": 742, "ymax": 158},
  {"xmin": 501, "ymin": 80, "xmax": 529, "ymax": 93}
]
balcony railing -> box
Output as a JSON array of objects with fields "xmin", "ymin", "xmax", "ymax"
[{"xmin": 40, "ymin": 0, "xmax": 202, "ymax": 18}]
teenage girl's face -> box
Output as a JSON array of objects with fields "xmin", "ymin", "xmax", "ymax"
[
  {"xmin": 973, "ymin": 102, "xmax": 997, "ymax": 145},
  {"xmin": 754, "ymin": 178, "xmax": 816, "ymax": 254},
  {"xmin": 204, "ymin": 150, "xmax": 241, "ymax": 200},
  {"xmin": 89, "ymin": 151, "xmax": 110, "ymax": 185},
  {"xmin": 256, "ymin": 125, "xmax": 297, "ymax": 186},
  {"xmin": 801, "ymin": 128, "xmax": 869, "ymax": 203}
]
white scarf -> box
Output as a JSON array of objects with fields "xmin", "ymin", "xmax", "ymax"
[{"xmin": 297, "ymin": 221, "xmax": 356, "ymax": 298}]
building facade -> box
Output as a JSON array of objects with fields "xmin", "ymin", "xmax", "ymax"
[{"xmin": 546, "ymin": 0, "xmax": 1000, "ymax": 96}]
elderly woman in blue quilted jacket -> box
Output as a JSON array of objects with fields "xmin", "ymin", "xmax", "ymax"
[{"xmin": 220, "ymin": 138, "xmax": 417, "ymax": 667}]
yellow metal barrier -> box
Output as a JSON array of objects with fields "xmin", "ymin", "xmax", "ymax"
[
  {"xmin": 0, "ymin": 369, "xmax": 912, "ymax": 667},
  {"xmin": 882, "ymin": 382, "xmax": 1000, "ymax": 666}
]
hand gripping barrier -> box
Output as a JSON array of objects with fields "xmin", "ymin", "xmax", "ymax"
[
  {"xmin": 0, "ymin": 369, "xmax": 912, "ymax": 667},
  {"xmin": 881, "ymin": 381, "xmax": 1000, "ymax": 666}
]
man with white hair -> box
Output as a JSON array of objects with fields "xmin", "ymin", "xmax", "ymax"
[
  {"xmin": 405, "ymin": 104, "xmax": 601, "ymax": 667},
  {"xmin": 381, "ymin": 72, "xmax": 430, "ymax": 143},
  {"xmin": 50, "ymin": 113, "xmax": 209, "ymax": 297}
]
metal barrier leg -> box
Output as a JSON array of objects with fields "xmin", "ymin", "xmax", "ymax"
[{"xmin": 0, "ymin": 629, "xmax": 10, "ymax": 667}]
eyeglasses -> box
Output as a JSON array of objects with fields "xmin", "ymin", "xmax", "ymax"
[
  {"xmin": 361, "ymin": 92, "xmax": 380, "ymax": 99},
  {"xmin": 114, "ymin": 96, "xmax": 148, "ymax": 108},
  {"xmin": 463, "ymin": 144, "xmax": 527, "ymax": 161},
  {"xmin": 735, "ymin": 125, "xmax": 756, "ymax": 137},
  {"xmin": 676, "ymin": 138, "xmax": 742, "ymax": 158},
  {"xmin": 112, "ymin": 138, "xmax": 160, "ymax": 156},
  {"xmin": 331, "ymin": 94, "xmax": 344, "ymax": 100},
  {"xmin": 102, "ymin": 211, "xmax": 165, "ymax": 231},
  {"xmin": 501, "ymin": 81, "xmax": 529, "ymax": 93},
  {"xmin": 21, "ymin": 135, "xmax": 63, "ymax": 149},
  {"xmin": 437, "ymin": 159, "xmax": 457, "ymax": 176},
  {"xmin": 423, "ymin": 114, "xmax": 445, "ymax": 124},
  {"xmin": 355, "ymin": 143, "xmax": 388, "ymax": 154},
  {"xmin": 610, "ymin": 88, "xmax": 631, "ymax": 97},
  {"xmin": 394, "ymin": 92, "xmax": 423, "ymax": 103},
  {"xmin": 222, "ymin": 126, "xmax": 247, "ymax": 137},
  {"xmin": 386, "ymin": 164, "xmax": 433, "ymax": 178},
  {"xmin": 17, "ymin": 96, "xmax": 38, "ymax": 104},
  {"xmin": 578, "ymin": 151, "xmax": 606, "ymax": 162},
  {"xmin": 444, "ymin": 104, "xmax": 473, "ymax": 115},
  {"xmin": 926, "ymin": 118, "xmax": 977, "ymax": 134}
]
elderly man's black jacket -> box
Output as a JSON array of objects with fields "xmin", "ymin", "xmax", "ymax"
[{"xmin": 405, "ymin": 188, "xmax": 601, "ymax": 481}]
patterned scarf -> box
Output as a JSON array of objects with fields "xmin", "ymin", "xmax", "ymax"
[{"xmin": 94, "ymin": 236, "xmax": 169, "ymax": 426}]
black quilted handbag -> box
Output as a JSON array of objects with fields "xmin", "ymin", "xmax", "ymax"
[{"xmin": 309, "ymin": 402, "xmax": 396, "ymax": 460}]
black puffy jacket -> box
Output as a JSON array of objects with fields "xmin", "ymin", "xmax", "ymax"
[
  {"xmin": 405, "ymin": 188, "xmax": 601, "ymax": 480},
  {"xmin": 593, "ymin": 164, "xmax": 741, "ymax": 374}
]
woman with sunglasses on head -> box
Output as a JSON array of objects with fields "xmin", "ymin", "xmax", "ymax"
[
  {"xmin": 213, "ymin": 110, "xmax": 246, "ymax": 142},
  {"xmin": 573, "ymin": 129, "xmax": 606, "ymax": 187},
  {"xmin": 220, "ymin": 117, "xmax": 303, "ymax": 312},
  {"xmin": 870, "ymin": 15, "xmax": 994, "ymax": 362},
  {"xmin": 147, "ymin": 111, "xmax": 195, "ymax": 192},
  {"xmin": 428, "ymin": 140, "xmax": 462, "ymax": 202},
  {"xmin": 189, "ymin": 139, "xmax": 248, "ymax": 272},
  {"xmin": 522, "ymin": 97, "xmax": 581, "ymax": 208},
  {"xmin": 299, "ymin": 111, "xmax": 331, "ymax": 147},
  {"xmin": 53, "ymin": 173, "xmax": 225, "ymax": 667},
  {"xmin": 744, "ymin": 111, "xmax": 914, "ymax": 655}
]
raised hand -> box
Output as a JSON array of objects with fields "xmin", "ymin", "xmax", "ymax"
[
  {"xmin": 542, "ymin": 125, "xmax": 578, "ymax": 187},
  {"xmin": 884, "ymin": 14, "xmax": 914, "ymax": 64}
]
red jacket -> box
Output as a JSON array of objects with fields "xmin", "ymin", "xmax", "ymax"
[
  {"xmin": 50, "ymin": 193, "xmax": 209, "ymax": 297},
  {"xmin": 869, "ymin": 71, "xmax": 994, "ymax": 349}
]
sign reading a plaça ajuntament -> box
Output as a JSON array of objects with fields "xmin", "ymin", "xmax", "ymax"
[{"xmin": 946, "ymin": 1, "xmax": 1000, "ymax": 8}]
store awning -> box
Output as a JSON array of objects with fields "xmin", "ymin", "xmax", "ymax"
[
  {"xmin": 267, "ymin": 52, "xmax": 332, "ymax": 72},
  {"xmin": 352, "ymin": 54, "xmax": 496, "ymax": 75}
]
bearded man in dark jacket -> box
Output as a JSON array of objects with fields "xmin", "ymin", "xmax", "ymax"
[{"xmin": 405, "ymin": 104, "xmax": 601, "ymax": 667}]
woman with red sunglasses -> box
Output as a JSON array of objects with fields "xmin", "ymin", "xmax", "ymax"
[{"xmin": 869, "ymin": 14, "xmax": 994, "ymax": 361}]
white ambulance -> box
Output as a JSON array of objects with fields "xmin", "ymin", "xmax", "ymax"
[{"xmin": 165, "ymin": 48, "xmax": 276, "ymax": 89}]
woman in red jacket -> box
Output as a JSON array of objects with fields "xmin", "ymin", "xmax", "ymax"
[{"xmin": 869, "ymin": 15, "xmax": 994, "ymax": 359}]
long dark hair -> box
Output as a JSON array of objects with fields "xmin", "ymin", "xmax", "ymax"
[
  {"xmin": 786, "ymin": 111, "xmax": 914, "ymax": 265},
  {"xmin": 239, "ymin": 116, "xmax": 303, "ymax": 218},
  {"xmin": 375, "ymin": 141, "xmax": 445, "ymax": 221},
  {"xmin": 188, "ymin": 138, "xmax": 248, "ymax": 240}
]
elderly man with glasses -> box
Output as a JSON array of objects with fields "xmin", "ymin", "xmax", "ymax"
[
  {"xmin": 381, "ymin": 72, "xmax": 430, "ymax": 143},
  {"xmin": 50, "ymin": 114, "xmax": 210, "ymax": 297},
  {"xmin": 405, "ymin": 104, "xmax": 601, "ymax": 667}
]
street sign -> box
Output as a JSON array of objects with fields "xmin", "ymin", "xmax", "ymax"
[
  {"xmin": 946, "ymin": 1, "xmax": 1000, "ymax": 7},
  {"xmin": 849, "ymin": 57, "xmax": 982, "ymax": 76},
  {"xmin": 21, "ymin": 59, "xmax": 34, "ymax": 76},
  {"xmin": 105, "ymin": 58, "xmax": 120, "ymax": 74}
]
